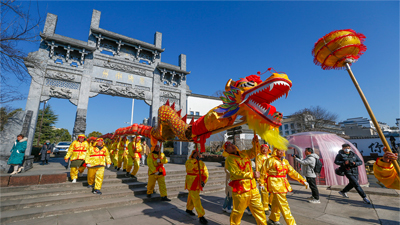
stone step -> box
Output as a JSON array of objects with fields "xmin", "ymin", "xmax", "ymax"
[
  {"xmin": 1, "ymin": 178, "xmax": 226, "ymax": 212},
  {"xmin": 0, "ymin": 184, "xmax": 225, "ymax": 224},
  {"xmin": 0, "ymin": 176, "xmax": 226, "ymax": 202},
  {"xmin": 1, "ymin": 169, "xmax": 225, "ymax": 193}
]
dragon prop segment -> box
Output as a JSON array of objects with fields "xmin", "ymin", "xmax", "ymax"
[{"xmin": 113, "ymin": 70, "xmax": 292, "ymax": 151}]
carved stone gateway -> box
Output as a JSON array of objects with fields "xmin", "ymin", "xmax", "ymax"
[{"xmin": 0, "ymin": 10, "xmax": 192, "ymax": 172}]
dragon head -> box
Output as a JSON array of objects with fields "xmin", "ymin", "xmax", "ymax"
[{"xmin": 218, "ymin": 72, "xmax": 292, "ymax": 127}]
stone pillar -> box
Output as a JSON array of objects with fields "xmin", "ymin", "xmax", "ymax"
[
  {"xmin": 24, "ymin": 68, "xmax": 46, "ymax": 155},
  {"xmin": 88, "ymin": 9, "xmax": 101, "ymax": 48},
  {"xmin": 179, "ymin": 54, "xmax": 186, "ymax": 71},
  {"xmin": 154, "ymin": 32, "xmax": 162, "ymax": 48},
  {"xmin": 72, "ymin": 75, "xmax": 91, "ymax": 139},
  {"xmin": 43, "ymin": 13, "xmax": 57, "ymax": 36}
]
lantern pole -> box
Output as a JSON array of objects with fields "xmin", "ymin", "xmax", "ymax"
[{"xmin": 345, "ymin": 62, "xmax": 400, "ymax": 175}]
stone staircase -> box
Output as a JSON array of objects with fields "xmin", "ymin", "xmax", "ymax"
[{"xmin": 0, "ymin": 166, "xmax": 226, "ymax": 224}]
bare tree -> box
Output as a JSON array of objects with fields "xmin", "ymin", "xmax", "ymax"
[
  {"xmin": 290, "ymin": 106, "xmax": 339, "ymax": 131},
  {"xmin": 212, "ymin": 90, "xmax": 225, "ymax": 98},
  {"xmin": 0, "ymin": 0, "xmax": 44, "ymax": 104}
]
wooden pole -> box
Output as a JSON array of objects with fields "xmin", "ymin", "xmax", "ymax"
[
  {"xmin": 254, "ymin": 131, "xmax": 259, "ymax": 172},
  {"xmin": 345, "ymin": 63, "xmax": 400, "ymax": 175}
]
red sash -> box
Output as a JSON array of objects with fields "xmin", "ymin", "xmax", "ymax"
[
  {"xmin": 155, "ymin": 164, "xmax": 166, "ymax": 176},
  {"xmin": 187, "ymin": 172, "xmax": 207, "ymax": 191}
]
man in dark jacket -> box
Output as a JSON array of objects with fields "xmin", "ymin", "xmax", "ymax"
[
  {"xmin": 39, "ymin": 140, "xmax": 53, "ymax": 165},
  {"xmin": 334, "ymin": 144, "xmax": 370, "ymax": 204}
]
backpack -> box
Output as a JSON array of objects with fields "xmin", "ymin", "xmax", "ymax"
[{"xmin": 313, "ymin": 157, "xmax": 323, "ymax": 174}]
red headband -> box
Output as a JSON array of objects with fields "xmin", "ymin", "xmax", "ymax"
[
  {"xmin": 97, "ymin": 138, "xmax": 104, "ymax": 142},
  {"xmin": 261, "ymin": 144, "xmax": 269, "ymax": 148},
  {"xmin": 224, "ymin": 142, "xmax": 231, "ymax": 150}
]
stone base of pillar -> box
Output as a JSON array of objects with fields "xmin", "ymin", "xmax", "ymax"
[
  {"xmin": 22, "ymin": 155, "xmax": 35, "ymax": 172},
  {"xmin": 169, "ymin": 155, "xmax": 188, "ymax": 164}
]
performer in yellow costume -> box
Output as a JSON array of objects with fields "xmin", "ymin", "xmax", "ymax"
[
  {"xmin": 256, "ymin": 144, "xmax": 272, "ymax": 212},
  {"xmin": 260, "ymin": 148, "xmax": 309, "ymax": 225},
  {"xmin": 122, "ymin": 136, "xmax": 133, "ymax": 176},
  {"xmin": 146, "ymin": 144, "xmax": 171, "ymax": 201},
  {"xmin": 374, "ymin": 147, "xmax": 399, "ymax": 190},
  {"xmin": 85, "ymin": 138, "xmax": 112, "ymax": 194},
  {"xmin": 185, "ymin": 150, "xmax": 209, "ymax": 224},
  {"xmin": 117, "ymin": 137, "xmax": 126, "ymax": 171},
  {"xmin": 128, "ymin": 136, "xmax": 143, "ymax": 179},
  {"xmin": 224, "ymin": 137, "xmax": 267, "ymax": 225},
  {"xmin": 65, "ymin": 134, "xmax": 89, "ymax": 183},
  {"xmin": 110, "ymin": 138, "xmax": 119, "ymax": 169}
]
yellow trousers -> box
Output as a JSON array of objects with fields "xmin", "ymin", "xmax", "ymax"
[
  {"xmin": 231, "ymin": 188, "xmax": 267, "ymax": 225},
  {"xmin": 87, "ymin": 166, "xmax": 105, "ymax": 190},
  {"xmin": 123, "ymin": 156, "xmax": 133, "ymax": 172},
  {"xmin": 130, "ymin": 158, "xmax": 140, "ymax": 176},
  {"xmin": 112, "ymin": 154, "xmax": 118, "ymax": 165},
  {"xmin": 70, "ymin": 166, "xmax": 85, "ymax": 180},
  {"xmin": 260, "ymin": 188, "xmax": 270, "ymax": 211},
  {"xmin": 187, "ymin": 190, "xmax": 205, "ymax": 218},
  {"xmin": 269, "ymin": 193, "xmax": 274, "ymax": 205},
  {"xmin": 147, "ymin": 174, "xmax": 167, "ymax": 197},
  {"xmin": 269, "ymin": 193, "xmax": 296, "ymax": 225},
  {"xmin": 117, "ymin": 154, "xmax": 124, "ymax": 168}
]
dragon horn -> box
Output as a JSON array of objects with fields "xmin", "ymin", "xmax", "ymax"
[
  {"xmin": 171, "ymin": 102, "xmax": 175, "ymax": 110},
  {"xmin": 165, "ymin": 99, "xmax": 170, "ymax": 106},
  {"xmin": 176, "ymin": 109, "xmax": 182, "ymax": 117},
  {"xmin": 190, "ymin": 117, "xmax": 194, "ymax": 125},
  {"xmin": 182, "ymin": 114, "xmax": 187, "ymax": 123}
]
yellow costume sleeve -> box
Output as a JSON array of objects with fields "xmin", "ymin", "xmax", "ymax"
[
  {"xmin": 104, "ymin": 146, "xmax": 112, "ymax": 165},
  {"xmin": 64, "ymin": 141, "xmax": 76, "ymax": 160},
  {"xmin": 127, "ymin": 142, "xmax": 134, "ymax": 157},
  {"xmin": 373, "ymin": 158, "xmax": 399, "ymax": 190},
  {"xmin": 202, "ymin": 161, "xmax": 209, "ymax": 183},
  {"xmin": 84, "ymin": 145, "xmax": 92, "ymax": 163},
  {"xmin": 286, "ymin": 159, "xmax": 306, "ymax": 184}
]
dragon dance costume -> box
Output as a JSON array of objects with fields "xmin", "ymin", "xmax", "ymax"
[
  {"xmin": 185, "ymin": 152, "xmax": 209, "ymax": 218},
  {"xmin": 109, "ymin": 139, "xmax": 119, "ymax": 167},
  {"xmin": 256, "ymin": 145, "xmax": 273, "ymax": 212},
  {"xmin": 128, "ymin": 136, "xmax": 142, "ymax": 177},
  {"xmin": 85, "ymin": 138, "xmax": 112, "ymax": 194},
  {"xmin": 117, "ymin": 137, "xmax": 126, "ymax": 170},
  {"xmin": 373, "ymin": 158, "xmax": 399, "ymax": 190},
  {"xmin": 260, "ymin": 150, "xmax": 307, "ymax": 225},
  {"xmin": 147, "ymin": 149, "xmax": 168, "ymax": 198},
  {"xmin": 64, "ymin": 134, "xmax": 89, "ymax": 181},
  {"xmin": 225, "ymin": 141, "xmax": 267, "ymax": 225}
]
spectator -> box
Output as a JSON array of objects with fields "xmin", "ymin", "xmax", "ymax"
[
  {"xmin": 39, "ymin": 140, "xmax": 53, "ymax": 165},
  {"xmin": 294, "ymin": 147, "xmax": 320, "ymax": 203},
  {"xmin": 141, "ymin": 140, "xmax": 150, "ymax": 166},
  {"xmin": 334, "ymin": 144, "xmax": 371, "ymax": 204},
  {"xmin": 7, "ymin": 134, "xmax": 27, "ymax": 175}
]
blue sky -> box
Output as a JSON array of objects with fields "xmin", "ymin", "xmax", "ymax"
[{"xmin": 5, "ymin": 1, "xmax": 399, "ymax": 135}]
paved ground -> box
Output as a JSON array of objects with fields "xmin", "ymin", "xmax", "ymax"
[
  {"xmin": 2, "ymin": 155, "xmax": 400, "ymax": 225},
  {"xmin": 5, "ymin": 183, "xmax": 400, "ymax": 225}
]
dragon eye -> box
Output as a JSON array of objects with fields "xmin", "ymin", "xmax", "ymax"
[{"xmin": 239, "ymin": 81, "xmax": 255, "ymax": 87}]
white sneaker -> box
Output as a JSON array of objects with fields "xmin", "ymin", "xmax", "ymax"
[
  {"xmin": 222, "ymin": 207, "xmax": 227, "ymax": 212},
  {"xmin": 72, "ymin": 179, "xmax": 77, "ymax": 183},
  {"xmin": 308, "ymin": 199, "xmax": 321, "ymax": 204},
  {"xmin": 245, "ymin": 209, "xmax": 252, "ymax": 215},
  {"xmin": 10, "ymin": 171, "xmax": 18, "ymax": 175},
  {"xmin": 17, "ymin": 167, "xmax": 24, "ymax": 173},
  {"xmin": 338, "ymin": 191, "xmax": 349, "ymax": 198},
  {"xmin": 226, "ymin": 208, "xmax": 232, "ymax": 213}
]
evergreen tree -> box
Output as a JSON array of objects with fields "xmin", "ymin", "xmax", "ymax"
[
  {"xmin": 34, "ymin": 104, "xmax": 58, "ymax": 146},
  {"xmin": 52, "ymin": 128, "xmax": 72, "ymax": 143},
  {"xmin": 88, "ymin": 131, "xmax": 102, "ymax": 138}
]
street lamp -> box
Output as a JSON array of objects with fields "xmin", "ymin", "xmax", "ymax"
[{"xmin": 36, "ymin": 100, "xmax": 47, "ymax": 146}]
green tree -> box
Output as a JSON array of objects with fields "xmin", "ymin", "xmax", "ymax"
[
  {"xmin": 52, "ymin": 128, "xmax": 72, "ymax": 143},
  {"xmin": 88, "ymin": 131, "xmax": 102, "ymax": 138},
  {"xmin": 0, "ymin": 106, "xmax": 22, "ymax": 131},
  {"xmin": 33, "ymin": 104, "xmax": 58, "ymax": 146}
]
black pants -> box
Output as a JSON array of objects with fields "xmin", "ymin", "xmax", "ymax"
[
  {"xmin": 306, "ymin": 177, "xmax": 319, "ymax": 200},
  {"xmin": 342, "ymin": 173, "xmax": 366, "ymax": 198}
]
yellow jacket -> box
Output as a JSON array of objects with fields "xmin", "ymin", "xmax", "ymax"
[
  {"xmin": 260, "ymin": 156, "xmax": 306, "ymax": 194},
  {"xmin": 185, "ymin": 158, "xmax": 209, "ymax": 191},
  {"xmin": 147, "ymin": 152, "xmax": 168, "ymax": 175},
  {"xmin": 65, "ymin": 140, "xmax": 89, "ymax": 161},
  {"xmin": 256, "ymin": 154, "xmax": 270, "ymax": 172},
  {"xmin": 225, "ymin": 146, "xmax": 257, "ymax": 194},
  {"xmin": 373, "ymin": 158, "xmax": 399, "ymax": 190},
  {"xmin": 85, "ymin": 145, "xmax": 112, "ymax": 167},
  {"xmin": 110, "ymin": 141, "xmax": 118, "ymax": 155},
  {"xmin": 117, "ymin": 140, "xmax": 126, "ymax": 156},
  {"xmin": 128, "ymin": 140, "xmax": 143, "ymax": 158}
]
